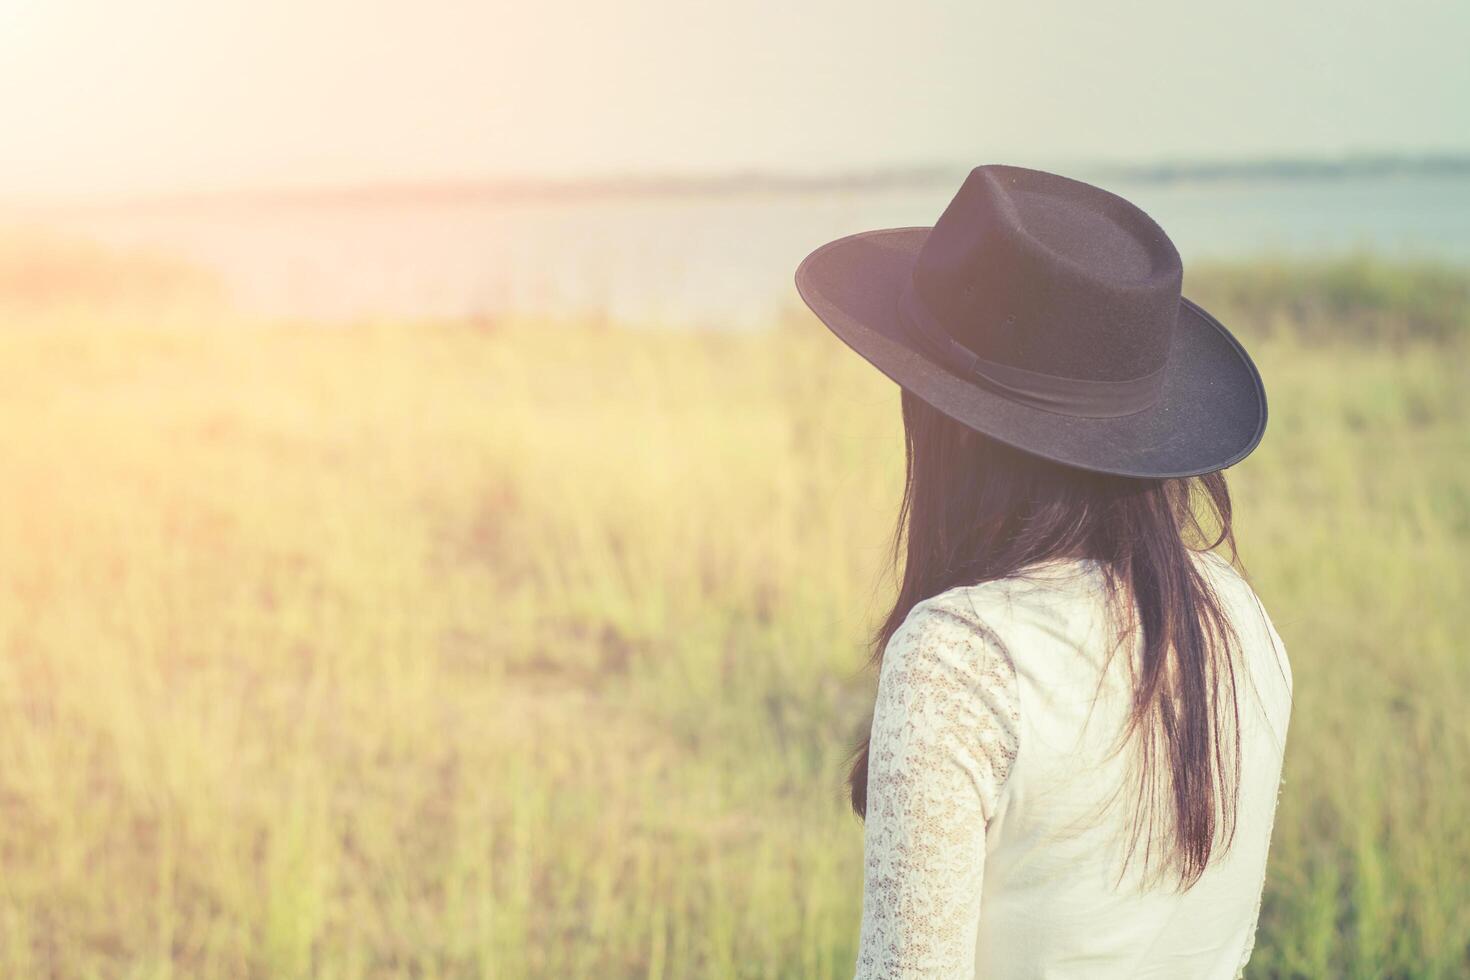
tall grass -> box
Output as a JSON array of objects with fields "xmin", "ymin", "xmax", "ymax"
[{"xmin": 0, "ymin": 246, "xmax": 1466, "ymax": 977}]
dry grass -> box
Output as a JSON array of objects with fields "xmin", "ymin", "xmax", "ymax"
[{"xmin": 0, "ymin": 252, "xmax": 1466, "ymax": 977}]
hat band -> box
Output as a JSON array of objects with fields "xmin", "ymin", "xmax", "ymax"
[{"xmin": 898, "ymin": 284, "xmax": 1168, "ymax": 419}]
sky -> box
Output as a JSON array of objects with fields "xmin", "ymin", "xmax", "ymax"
[{"xmin": 1, "ymin": 0, "xmax": 1466, "ymax": 201}]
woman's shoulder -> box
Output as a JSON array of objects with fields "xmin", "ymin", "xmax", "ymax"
[
  {"xmin": 1191, "ymin": 549, "xmax": 1294, "ymax": 694},
  {"xmin": 881, "ymin": 581, "xmax": 1033, "ymax": 694},
  {"xmin": 896, "ymin": 550, "xmax": 1278, "ymax": 646},
  {"xmin": 877, "ymin": 584, "xmax": 1023, "ymax": 806},
  {"xmin": 898, "ymin": 552, "xmax": 1282, "ymax": 669},
  {"xmin": 889, "ymin": 587, "xmax": 1005, "ymax": 660},
  {"xmin": 902, "ymin": 559, "xmax": 1108, "ymax": 635},
  {"xmin": 886, "ymin": 563, "xmax": 1102, "ymax": 683}
]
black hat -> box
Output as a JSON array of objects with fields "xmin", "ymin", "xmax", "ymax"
[{"xmin": 793, "ymin": 164, "xmax": 1267, "ymax": 478}]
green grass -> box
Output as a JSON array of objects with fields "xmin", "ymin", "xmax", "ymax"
[{"xmin": 0, "ymin": 251, "xmax": 1467, "ymax": 977}]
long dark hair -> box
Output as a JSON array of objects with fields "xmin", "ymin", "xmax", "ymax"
[{"xmin": 848, "ymin": 389, "xmax": 1246, "ymax": 890}]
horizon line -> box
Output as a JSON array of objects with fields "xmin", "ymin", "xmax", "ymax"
[{"xmin": 7, "ymin": 149, "xmax": 1470, "ymax": 215}]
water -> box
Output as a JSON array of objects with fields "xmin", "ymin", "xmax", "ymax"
[{"xmin": 23, "ymin": 172, "xmax": 1470, "ymax": 327}]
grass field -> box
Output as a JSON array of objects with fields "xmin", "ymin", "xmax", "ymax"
[{"xmin": 0, "ymin": 250, "xmax": 1467, "ymax": 977}]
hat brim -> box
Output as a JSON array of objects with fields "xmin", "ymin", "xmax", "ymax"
[{"xmin": 794, "ymin": 227, "xmax": 1267, "ymax": 479}]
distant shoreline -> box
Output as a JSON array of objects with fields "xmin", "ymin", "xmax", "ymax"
[
  {"xmin": 7, "ymin": 152, "xmax": 1470, "ymax": 215},
  {"xmin": 1091, "ymin": 153, "xmax": 1470, "ymax": 184}
]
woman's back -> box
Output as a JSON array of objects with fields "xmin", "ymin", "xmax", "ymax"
[{"xmin": 855, "ymin": 550, "xmax": 1293, "ymax": 979}]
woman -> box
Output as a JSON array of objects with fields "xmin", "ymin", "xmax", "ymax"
[{"xmin": 795, "ymin": 165, "xmax": 1293, "ymax": 979}]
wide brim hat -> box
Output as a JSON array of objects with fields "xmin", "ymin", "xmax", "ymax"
[{"xmin": 793, "ymin": 165, "xmax": 1267, "ymax": 479}]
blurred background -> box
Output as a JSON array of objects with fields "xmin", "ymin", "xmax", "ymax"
[{"xmin": 0, "ymin": 1, "xmax": 1466, "ymax": 977}]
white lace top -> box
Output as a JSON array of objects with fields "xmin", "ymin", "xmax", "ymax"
[{"xmin": 854, "ymin": 553, "xmax": 1292, "ymax": 980}]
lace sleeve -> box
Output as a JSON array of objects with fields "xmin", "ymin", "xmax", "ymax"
[{"xmin": 854, "ymin": 593, "xmax": 1020, "ymax": 980}]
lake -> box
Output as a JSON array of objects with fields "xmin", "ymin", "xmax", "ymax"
[{"xmin": 17, "ymin": 172, "xmax": 1470, "ymax": 327}]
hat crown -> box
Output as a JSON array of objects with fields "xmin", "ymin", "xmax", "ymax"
[{"xmin": 912, "ymin": 165, "xmax": 1182, "ymax": 383}]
